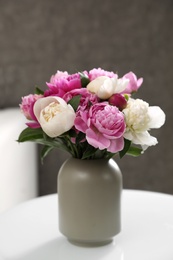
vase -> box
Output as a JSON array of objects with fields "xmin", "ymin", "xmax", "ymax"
[{"xmin": 57, "ymin": 157, "xmax": 122, "ymax": 246}]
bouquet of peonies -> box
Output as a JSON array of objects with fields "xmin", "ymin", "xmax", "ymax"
[{"xmin": 18, "ymin": 68, "xmax": 165, "ymax": 161}]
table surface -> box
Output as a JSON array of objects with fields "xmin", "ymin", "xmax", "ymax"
[{"xmin": 0, "ymin": 190, "xmax": 173, "ymax": 260}]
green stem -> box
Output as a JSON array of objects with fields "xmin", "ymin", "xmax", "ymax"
[{"xmin": 65, "ymin": 136, "xmax": 79, "ymax": 158}]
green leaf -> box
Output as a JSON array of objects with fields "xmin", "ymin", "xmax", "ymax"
[
  {"xmin": 104, "ymin": 151, "xmax": 115, "ymax": 159},
  {"xmin": 41, "ymin": 146, "xmax": 54, "ymax": 163},
  {"xmin": 126, "ymin": 146, "xmax": 143, "ymax": 157},
  {"xmin": 124, "ymin": 94, "xmax": 129, "ymax": 101},
  {"xmin": 35, "ymin": 86, "xmax": 44, "ymax": 95},
  {"xmin": 81, "ymin": 145, "xmax": 98, "ymax": 159},
  {"xmin": 17, "ymin": 127, "xmax": 44, "ymax": 142},
  {"xmin": 119, "ymin": 139, "xmax": 131, "ymax": 158},
  {"xmin": 68, "ymin": 95, "xmax": 81, "ymax": 112},
  {"xmin": 79, "ymin": 72, "xmax": 90, "ymax": 88}
]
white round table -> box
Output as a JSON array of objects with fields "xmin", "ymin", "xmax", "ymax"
[{"xmin": 0, "ymin": 190, "xmax": 173, "ymax": 260}]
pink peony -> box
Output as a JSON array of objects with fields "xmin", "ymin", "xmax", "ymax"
[
  {"xmin": 20, "ymin": 94, "xmax": 42, "ymax": 128},
  {"xmin": 75, "ymin": 102, "xmax": 125, "ymax": 153},
  {"xmin": 63, "ymin": 88, "xmax": 99, "ymax": 109},
  {"xmin": 64, "ymin": 88, "xmax": 99, "ymax": 136},
  {"xmin": 18, "ymin": 68, "xmax": 166, "ymax": 160},
  {"xmin": 121, "ymin": 72, "xmax": 143, "ymax": 94},
  {"xmin": 89, "ymin": 68, "xmax": 117, "ymax": 81},
  {"xmin": 20, "ymin": 94, "xmax": 41, "ymax": 120},
  {"xmin": 49, "ymin": 70, "xmax": 69, "ymax": 85},
  {"xmin": 45, "ymin": 72, "xmax": 82, "ymax": 98}
]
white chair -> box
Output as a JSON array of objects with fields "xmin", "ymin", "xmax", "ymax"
[{"xmin": 0, "ymin": 108, "xmax": 38, "ymax": 213}]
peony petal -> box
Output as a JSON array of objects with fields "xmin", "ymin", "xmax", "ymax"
[
  {"xmin": 107, "ymin": 137, "xmax": 124, "ymax": 153},
  {"xmin": 123, "ymin": 131, "xmax": 134, "ymax": 142},
  {"xmin": 34, "ymin": 96, "xmax": 68, "ymax": 121},
  {"xmin": 148, "ymin": 106, "xmax": 166, "ymax": 129},
  {"xmin": 26, "ymin": 122, "xmax": 40, "ymax": 128},
  {"xmin": 137, "ymin": 77, "xmax": 143, "ymax": 87},
  {"xmin": 75, "ymin": 116, "xmax": 88, "ymax": 133},
  {"xmin": 34, "ymin": 96, "xmax": 75, "ymax": 137},
  {"xmin": 121, "ymin": 72, "xmax": 143, "ymax": 94},
  {"xmin": 86, "ymin": 128, "xmax": 110, "ymax": 150},
  {"xmin": 124, "ymin": 130, "xmax": 158, "ymax": 147},
  {"xmin": 87, "ymin": 76, "xmax": 108, "ymax": 94},
  {"xmin": 39, "ymin": 108, "xmax": 75, "ymax": 137},
  {"xmin": 97, "ymin": 78, "xmax": 115, "ymax": 99},
  {"xmin": 116, "ymin": 78, "xmax": 129, "ymax": 93}
]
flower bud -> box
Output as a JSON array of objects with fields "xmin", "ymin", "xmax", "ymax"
[{"xmin": 108, "ymin": 94, "xmax": 127, "ymax": 110}]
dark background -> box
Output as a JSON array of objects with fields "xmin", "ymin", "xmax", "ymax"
[{"xmin": 0, "ymin": 0, "xmax": 172, "ymax": 195}]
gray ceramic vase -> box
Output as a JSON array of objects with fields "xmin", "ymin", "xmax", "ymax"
[{"xmin": 58, "ymin": 157, "xmax": 122, "ymax": 246}]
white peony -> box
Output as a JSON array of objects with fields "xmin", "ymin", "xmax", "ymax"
[
  {"xmin": 123, "ymin": 98, "xmax": 165, "ymax": 150},
  {"xmin": 87, "ymin": 76, "xmax": 129, "ymax": 99},
  {"xmin": 34, "ymin": 96, "xmax": 76, "ymax": 137}
]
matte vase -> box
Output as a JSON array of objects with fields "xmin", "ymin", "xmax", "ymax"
[{"xmin": 58, "ymin": 157, "xmax": 122, "ymax": 246}]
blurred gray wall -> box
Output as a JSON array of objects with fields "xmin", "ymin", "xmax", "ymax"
[{"xmin": 0, "ymin": 0, "xmax": 172, "ymax": 195}]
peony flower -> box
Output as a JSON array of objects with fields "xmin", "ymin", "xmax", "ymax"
[
  {"xmin": 63, "ymin": 88, "xmax": 99, "ymax": 109},
  {"xmin": 20, "ymin": 94, "xmax": 43, "ymax": 120},
  {"xmin": 123, "ymin": 98, "xmax": 166, "ymax": 149},
  {"xmin": 34, "ymin": 96, "xmax": 76, "ymax": 137},
  {"xmin": 75, "ymin": 103, "xmax": 126, "ymax": 153},
  {"xmin": 18, "ymin": 68, "xmax": 166, "ymax": 160},
  {"xmin": 64, "ymin": 88, "xmax": 99, "ymax": 138},
  {"xmin": 87, "ymin": 76, "xmax": 129, "ymax": 99},
  {"xmin": 89, "ymin": 68, "xmax": 117, "ymax": 80},
  {"xmin": 121, "ymin": 72, "xmax": 143, "ymax": 94},
  {"xmin": 45, "ymin": 72, "xmax": 82, "ymax": 98},
  {"xmin": 49, "ymin": 70, "xmax": 69, "ymax": 85}
]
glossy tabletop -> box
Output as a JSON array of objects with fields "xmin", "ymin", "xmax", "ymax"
[{"xmin": 0, "ymin": 190, "xmax": 173, "ymax": 260}]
